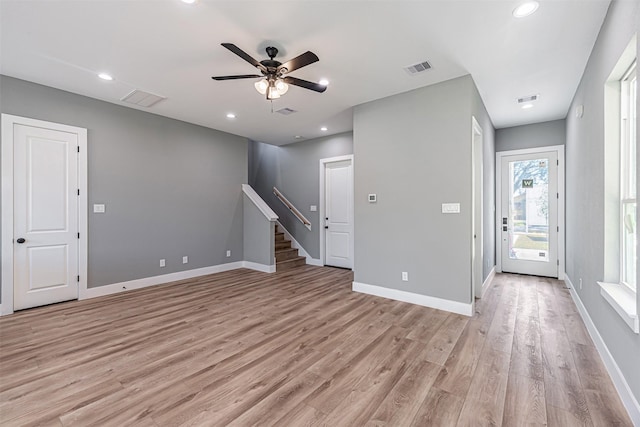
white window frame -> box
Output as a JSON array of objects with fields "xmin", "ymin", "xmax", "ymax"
[{"xmin": 620, "ymin": 61, "xmax": 636, "ymax": 292}]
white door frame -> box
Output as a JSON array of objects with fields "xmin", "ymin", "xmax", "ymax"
[
  {"xmin": 496, "ymin": 145, "xmax": 565, "ymax": 279},
  {"xmin": 1, "ymin": 114, "xmax": 88, "ymax": 315},
  {"xmin": 319, "ymin": 154, "xmax": 354, "ymax": 266},
  {"xmin": 471, "ymin": 117, "xmax": 483, "ymax": 300}
]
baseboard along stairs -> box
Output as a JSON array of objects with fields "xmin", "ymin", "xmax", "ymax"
[{"xmin": 275, "ymin": 225, "xmax": 306, "ymax": 271}]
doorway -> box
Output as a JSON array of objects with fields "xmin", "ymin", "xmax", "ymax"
[
  {"xmin": 1, "ymin": 114, "xmax": 88, "ymax": 314},
  {"xmin": 320, "ymin": 155, "xmax": 354, "ymax": 269},
  {"xmin": 496, "ymin": 146, "xmax": 564, "ymax": 278}
]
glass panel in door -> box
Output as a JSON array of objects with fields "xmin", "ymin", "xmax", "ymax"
[{"xmin": 501, "ymin": 151, "xmax": 558, "ymax": 278}]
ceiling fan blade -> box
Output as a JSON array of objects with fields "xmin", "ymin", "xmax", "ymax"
[
  {"xmin": 283, "ymin": 76, "xmax": 327, "ymax": 93},
  {"xmin": 278, "ymin": 51, "xmax": 319, "ymax": 73},
  {"xmin": 221, "ymin": 43, "xmax": 267, "ymax": 72},
  {"xmin": 211, "ymin": 74, "xmax": 262, "ymax": 80}
]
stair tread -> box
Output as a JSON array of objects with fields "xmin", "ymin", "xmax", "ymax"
[{"xmin": 275, "ymin": 247, "xmax": 298, "ymax": 253}]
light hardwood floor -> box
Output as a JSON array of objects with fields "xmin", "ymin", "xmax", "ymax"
[{"xmin": 0, "ymin": 266, "xmax": 633, "ymax": 426}]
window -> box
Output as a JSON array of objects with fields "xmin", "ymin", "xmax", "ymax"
[
  {"xmin": 620, "ymin": 61, "xmax": 636, "ymax": 292},
  {"xmin": 600, "ymin": 39, "xmax": 637, "ymax": 334}
]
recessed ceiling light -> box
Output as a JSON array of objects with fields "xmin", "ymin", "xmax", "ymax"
[
  {"xmin": 226, "ymin": 113, "xmax": 236, "ymax": 119},
  {"xmin": 513, "ymin": 1, "xmax": 539, "ymax": 18},
  {"xmin": 521, "ymin": 103, "xmax": 534, "ymax": 109},
  {"xmin": 320, "ymin": 126, "xmax": 328, "ymax": 131},
  {"xmin": 181, "ymin": 0, "xmax": 197, "ymax": 4},
  {"xmin": 319, "ymin": 79, "xmax": 329, "ymax": 86},
  {"xmin": 294, "ymin": 135, "xmax": 303, "ymax": 139},
  {"xmin": 98, "ymin": 73, "xmax": 113, "ymax": 81}
]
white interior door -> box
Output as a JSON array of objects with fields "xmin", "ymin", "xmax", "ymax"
[
  {"xmin": 500, "ymin": 151, "xmax": 558, "ymax": 277},
  {"xmin": 324, "ymin": 159, "xmax": 353, "ymax": 269},
  {"xmin": 12, "ymin": 123, "xmax": 80, "ymax": 310}
]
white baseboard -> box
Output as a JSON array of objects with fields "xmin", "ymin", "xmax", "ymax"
[
  {"xmin": 243, "ymin": 261, "xmax": 276, "ymax": 274},
  {"xmin": 79, "ymin": 261, "xmax": 273, "ymax": 300},
  {"xmin": 352, "ymin": 281, "xmax": 473, "ymax": 317},
  {"xmin": 276, "ymin": 221, "xmax": 322, "ymax": 266},
  {"xmin": 481, "ymin": 266, "xmax": 496, "ymax": 298},
  {"xmin": 564, "ymin": 274, "xmax": 640, "ymax": 425}
]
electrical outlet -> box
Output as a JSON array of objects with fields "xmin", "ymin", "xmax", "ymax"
[
  {"xmin": 160, "ymin": 259, "xmax": 166, "ymax": 267},
  {"xmin": 226, "ymin": 250, "xmax": 231, "ymax": 257},
  {"xmin": 579, "ymin": 278, "xmax": 582, "ymax": 290},
  {"xmin": 402, "ymin": 272, "xmax": 408, "ymax": 281},
  {"xmin": 182, "ymin": 256, "xmax": 188, "ymax": 264}
]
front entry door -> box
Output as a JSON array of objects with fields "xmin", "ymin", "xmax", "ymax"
[
  {"xmin": 324, "ymin": 159, "xmax": 353, "ymax": 269},
  {"xmin": 12, "ymin": 121, "xmax": 80, "ymax": 310},
  {"xmin": 500, "ymin": 151, "xmax": 559, "ymax": 277}
]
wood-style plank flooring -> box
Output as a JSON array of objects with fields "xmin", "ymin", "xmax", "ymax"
[{"xmin": 0, "ymin": 266, "xmax": 633, "ymax": 426}]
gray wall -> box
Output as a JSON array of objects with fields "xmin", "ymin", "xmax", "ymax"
[
  {"xmin": 248, "ymin": 133, "xmax": 353, "ymax": 259},
  {"xmin": 1, "ymin": 75, "xmax": 247, "ymax": 291},
  {"xmin": 565, "ymin": 0, "xmax": 640, "ymax": 406},
  {"xmin": 243, "ymin": 194, "xmax": 275, "ymax": 266},
  {"xmin": 353, "ymin": 75, "xmax": 495, "ymax": 304},
  {"xmin": 496, "ymin": 119, "xmax": 566, "ymax": 152}
]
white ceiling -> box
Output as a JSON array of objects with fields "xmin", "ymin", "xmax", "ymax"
[{"xmin": 0, "ymin": 0, "xmax": 610, "ymax": 146}]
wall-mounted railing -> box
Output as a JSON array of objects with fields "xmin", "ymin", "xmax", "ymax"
[{"xmin": 273, "ymin": 187, "xmax": 311, "ymax": 230}]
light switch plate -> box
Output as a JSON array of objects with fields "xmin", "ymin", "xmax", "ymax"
[
  {"xmin": 93, "ymin": 204, "xmax": 106, "ymax": 213},
  {"xmin": 310, "ymin": 205, "xmax": 317, "ymax": 212},
  {"xmin": 368, "ymin": 194, "xmax": 377, "ymax": 203},
  {"xmin": 442, "ymin": 203, "xmax": 460, "ymax": 214}
]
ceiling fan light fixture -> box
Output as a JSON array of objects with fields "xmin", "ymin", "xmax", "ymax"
[
  {"xmin": 275, "ymin": 80, "xmax": 289, "ymax": 95},
  {"xmin": 266, "ymin": 85, "xmax": 280, "ymax": 100},
  {"xmin": 254, "ymin": 79, "xmax": 268, "ymax": 95}
]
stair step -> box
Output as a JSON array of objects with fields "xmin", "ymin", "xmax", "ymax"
[
  {"xmin": 275, "ymin": 232, "xmax": 285, "ymax": 241},
  {"xmin": 275, "ymin": 247, "xmax": 299, "ymax": 262},
  {"xmin": 276, "ymin": 256, "xmax": 306, "ymax": 271},
  {"xmin": 275, "ymin": 240, "xmax": 292, "ymax": 250}
]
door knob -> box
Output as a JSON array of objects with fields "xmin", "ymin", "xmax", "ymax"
[{"xmin": 16, "ymin": 238, "xmax": 26, "ymax": 244}]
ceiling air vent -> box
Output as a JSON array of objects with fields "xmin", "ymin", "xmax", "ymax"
[
  {"xmin": 517, "ymin": 94, "xmax": 539, "ymax": 104},
  {"xmin": 276, "ymin": 107, "xmax": 297, "ymax": 115},
  {"xmin": 121, "ymin": 89, "xmax": 166, "ymax": 108},
  {"xmin": 403, "ymin": 60, "xmax": 432, "ymax": 75}
]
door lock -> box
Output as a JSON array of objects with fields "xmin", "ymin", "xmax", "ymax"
[{"xmin": 16, "ymin": 238, "xmax": 26, "ymax": 244}]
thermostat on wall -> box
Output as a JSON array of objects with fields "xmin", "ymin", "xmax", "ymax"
[{"xmin": 368, "ymin": 194, "xmax": 377, "ymax": 203}]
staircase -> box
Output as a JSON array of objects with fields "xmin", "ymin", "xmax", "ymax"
[{"xmin": 275, "ymin": 225, "xmax": 306, "ymax": 271}]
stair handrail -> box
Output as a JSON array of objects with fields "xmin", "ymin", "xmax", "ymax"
[
  {"xmin": 242, "ymin": 184, "xmax": 278, "ymax": 221},
  {"xmin": 273, "ymin": 187, "xmax": 312, "ymax": 230}
]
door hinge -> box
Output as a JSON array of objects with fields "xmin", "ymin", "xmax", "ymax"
[
  {"xmin": 77, "ymin": 146, "xmax": 80, "ymax": 153},
  {"xmin": 557, "ymin": 226, "xmax": 559, "ymax": 232},
  {"xmin": 77, "ymin": 189, "xmax": 80, "ymax": 196},
  {"xmin": 557, "ymin": 260, "xmax": 559, "ymax": 266},
  {"xmin": 557, "ymin": 193, "xmax": 559, "ymax": 199},
  {"xmin": 557, "ymin": 159, "xmax": 559, "ymax": 166},
  {"xmin": 77, "ymin": 275, "xmax": 80, "ymax": 282},
  {"xmin": 77, "ymin": 232, "xmax": 80, "ymax": 239}
]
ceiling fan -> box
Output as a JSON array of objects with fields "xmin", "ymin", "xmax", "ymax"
[{"xmin": 212, "ymin": 43, "xmax": 327, "ymax": 100}]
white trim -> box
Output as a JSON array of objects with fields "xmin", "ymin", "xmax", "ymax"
[
  {"xmin": 471, "ymin": 117, "xmax": 484, "ymax": 300},
  {"xmin": 319, "ymin": 154, "xmax": 354, "ymax": 266},
  {"xmin": 352, "ymin": 281, "xmax": 474, "ymax": 317},
  {"xmin": 243, "ymin": 261, "xmax": 276, "ymax": 274},
  {"xmin": 481, "ymin": 266, "xmax": 496, "ymax": 298},
  {"xmin": 276, "ymin": 220, "xmax": 322, "ymax": 266},
  {"xmin": 242, "ymin": 184, "xmax": 278, "ymax": 221},
  {"xmin": 598, "ymin": 281, "xmax": 639, "ymax": 333},
  {"xmin": 1, "ymin": 114, "xmax": 88, "ymax": 316},
  {"xmin": 78, "ymin": 261, "xmax": 272, "ymax": 300},
  {"xmin": 565, "ymin": 275, "xmax": 640, "ymax": 425},
  {"xmin": 495, "ymin": 145, "xmax": 565, "ymax": 279}
]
